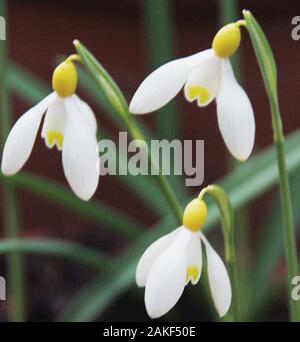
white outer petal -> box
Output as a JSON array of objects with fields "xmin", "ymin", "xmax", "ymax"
[
  {"xmin": 200, "ymin": 232, "xmax": 232, "ymax": 317},
  {"xmin": 216, "ymin": 59, "xmax": 255, "ymax": 161},
  {"xmin": 186, "ymin": 233, "xmax": 202, "ymax": 285},
  {"xmin": 1, "ymin": 92, "xmax": 56, "ymax": 175},
  {"xmin": 62, "ymin": 96, "xmax": 100, "ymax": 201},
  {"xmin": 72, "ymin": 95, "xmax": 97, "ymax": 134},
  {"xmin": 145, "ymin": 227, "xmax": 191, "ymax": 319},
  {"xmin": 136, "ymin": 227, "xmax": 181, "ymax": 287},
  {"xmin": 184, "ymin": 55, "xmax": 220, "ymax": 107},
  {"xmin": 130, "ymin": 49, "xmax": 215, "ymax": 114}
]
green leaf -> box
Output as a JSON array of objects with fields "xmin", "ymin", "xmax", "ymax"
[
  {"xmin": 142, "ymin": 0, "xmax": 179, "ymax": 140},
  {"xmin": 141, "ymin": 0, "xmax": 188, "ymax": 202},
  {"xmin": 250, "ymin": 170, "xmax": 300, "ymax": 316},
  {"xmin": 59, "ymin": 129, "xmax": 300, "ymax": 321},
  {"xmin": 0, "ymin": 238, "xmax": 107, "ymax": 269},
  {"xmin": 1, "ymin": 172, "xmax": 141, "ymax": 239},
  {"xmin": 8, "ymin": 63, "xmax": 49, "ymax": 102},
  {"xmin": 0, "ymin": 1, "xmax": 26, "ymax": 321},
  {"xmin": 57, "ymin": 216, "xmax": 176, "ymax": 322}
]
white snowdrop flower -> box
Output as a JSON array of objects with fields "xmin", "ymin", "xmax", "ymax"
[
  {"xmin": 136, "ymin": 198, "xmax": 232, "ymax": 319},
  {"xmin": 130, "ymin": 21, "xmax": 255, "ymax": 161},
  {"xmin": 1, "ymin": 56, "xmax": 100, "ymax": 201}
]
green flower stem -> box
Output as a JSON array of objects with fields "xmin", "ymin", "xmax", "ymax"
[
  {"xmin": 74, "ymin": 41, "xmax": 183, "ymax": 224},
  {"xmin": 0, "ymin": 0, "xmax": 26, "ymax": 321},
  {"xmin": 200, "ymin": 185, "xmax": 241, "ymax": 321},
  {"xmin": 243, "ymin": 10, "xmax": 300, "ymax": 321},
  {"xmin": 271, "ymin": 99, "xmax": 300, "ymax": 321},
  {"xmin": 124, "ymin": 112, "xmax": 182, "ymax": 223},
  {"xmin": 225, "ymin": 229, "xmax": 240, "ymax": 321}
]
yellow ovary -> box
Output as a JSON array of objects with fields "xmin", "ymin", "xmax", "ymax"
[
  {"xmin": 187, "ymin": 86, "xmax": 210, "ymax": 105},
  {"xmin": 212, "ymin": 22, "xmax": 241, "ymax": 59},
  {"xmin": 52, "ymin": 60, "xmax": 78, "ymax": 98},
  {"xmin": 46, "ymin": 131, "xmax": 64, "ymax": 150},
  {"xmin": 183, "ymin": 199, "xmax": 207, "ymax": 232},
  {"xmin": 186, "ymin": 266, "xmax": 200, "ymax": 284}
]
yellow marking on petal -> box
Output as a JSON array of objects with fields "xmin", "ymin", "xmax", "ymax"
[
  {"xmin": 187, "ymin": 86, "xmax": 210, "ymax": 105},
  {"xmin": 183, "ymin": 199, "xmax": 207, "ymax": 232},
  {"xmin": 46, "ymin": 131, "xmax": 64, "ymax": 150},
  {"xmin": 186, "ymin": 266, "xmax": 200, "ymax": 284},
  {"xmin": 52, "ymin": 60, "xmax": 78, "ymax": 98}
]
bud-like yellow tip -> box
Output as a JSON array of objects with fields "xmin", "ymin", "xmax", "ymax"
[
  {"xmin": 212, "ymin": 22, "xmax": 242, "ymax": 59},
  {"xmin": 52, "ymin": 60, "xmax": 78, "ymax": 98},
  {"xmin": 183, "ymin": 198, "xmax": 207, "ymax": 232}
]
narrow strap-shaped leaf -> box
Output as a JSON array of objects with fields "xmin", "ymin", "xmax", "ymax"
[
  {"xmin": 1, "ymin": 172, "xmax": 141, "ymax": 239},
  {"xmin": 0, "ymin": 239, "xmax": 106, "ymax": 269}
]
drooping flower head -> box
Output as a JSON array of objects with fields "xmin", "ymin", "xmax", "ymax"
[
  {"xmin": 130, "ymin": 21, "xmax": 255, "ymax": 161},
  {"xmin": 1, "ymin": 55, "xmax": 100, "ymax": 201},
  {"xmin": 136, "ymin": 194, "xmax": 232, "ymax": 319}
]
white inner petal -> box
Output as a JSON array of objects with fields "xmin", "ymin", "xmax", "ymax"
[
  {"xmin": 185, "ymin": 233, "xmax": 202, "ymax": 285},
  {"xmin": 184, "ymin": 55, "xmax": 220, "ymax": 107},
  {"xmin": 41, "ymin": 96, "xmax": 67, "ymax": 151}
]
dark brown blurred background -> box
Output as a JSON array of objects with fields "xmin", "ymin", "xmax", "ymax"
[{"xmin": 0, "ymin": 0, "xmax": 300, "ymax": 321}]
